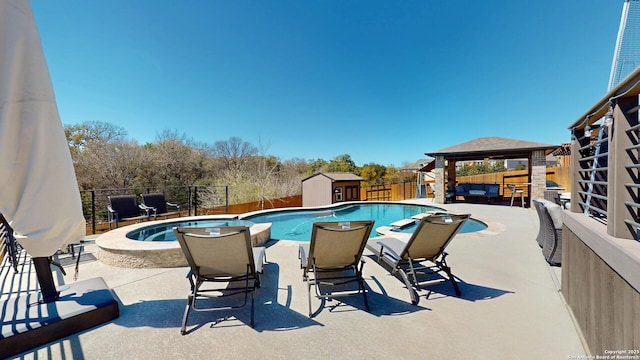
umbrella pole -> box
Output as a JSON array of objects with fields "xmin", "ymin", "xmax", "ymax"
[{"xmin": 32, "ymin": 257, "xmax": 59, "ymax": 303}]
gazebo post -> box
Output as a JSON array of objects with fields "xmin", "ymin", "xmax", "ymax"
[
  {"xmin": 434, "ymin": 156, "xmax": 446, "ymax": 204},
  {"xmin": 530, "ymin": 149, "xmax": 548, "ymax": 206}
]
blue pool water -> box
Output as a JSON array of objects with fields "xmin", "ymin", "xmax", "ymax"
[
  {"xmin": 126, "ymin": 203, "xmax": 487, "ymax": 242},
  {"xmin": 244, "ymin": 203, "xmax": 486, "ymax": 240}
]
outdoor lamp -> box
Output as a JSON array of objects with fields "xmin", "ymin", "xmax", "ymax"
[
  {"xmin": 604, "ymin": 110, "xmax": 614, "ymax": 127},
  {"xmin": 584, "ymin": 126, "xmax": 592, "ymax": 137}
]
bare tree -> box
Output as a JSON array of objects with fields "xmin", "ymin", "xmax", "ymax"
[
  {"xmin": 65, "ymin": 121, "xmax": 131, "ymax": 189},
  {"xmin": 146, "ymin": 129, "xmax": 209, "ymax": 187},
  {"xmin": 209, "ymin": 137, "xmax": 257, "ymax": 172}
]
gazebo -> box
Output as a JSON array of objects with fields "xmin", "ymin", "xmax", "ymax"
[{"xmin": 425, "ymin": 137, "xmax": 558, "ymax": 205}]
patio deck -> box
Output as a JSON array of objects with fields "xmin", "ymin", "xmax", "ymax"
[{"xmin": 1, "ymin": 200, "xmax": 587, "ymax": 359}]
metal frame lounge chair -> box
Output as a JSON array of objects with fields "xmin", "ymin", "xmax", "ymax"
[
  {"xmin": 298, "ymin": 220, "xmax": 374, "ymax": 317},
  {"xmin": 107, "ymin": 195, "xmax": 150, "ymax": 229},
  {"xmin": 366, "ymin": 214, "xmax": 470, "ymax": 304},
  {"xmin": 173, "ymin": 226, "xmax": 266, "ymax": 333},
  {"xmin": 140, "ymin": 193, "xmax": 181, "ymax": 220}
]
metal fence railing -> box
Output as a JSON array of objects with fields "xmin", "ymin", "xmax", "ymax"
[{"xmin": 81, "ymin": 185, "xmax": 229, "ymax": 235}]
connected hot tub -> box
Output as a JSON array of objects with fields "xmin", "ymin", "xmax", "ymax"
[{"xmin": 95, "ymin": 216, "xmax": 271, "ymax": 268}]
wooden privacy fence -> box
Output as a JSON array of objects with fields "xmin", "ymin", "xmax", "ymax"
[
  {"xmin": 203, "ymin": 195, "xmax": 302, "ymax": 215},
  {"xmin": 359, "ymin": 167, "xmax": 570, "ymax": 202},
  {"xmin": 361, "ymin": 181, "xmax": 417, "ymax": 202}
]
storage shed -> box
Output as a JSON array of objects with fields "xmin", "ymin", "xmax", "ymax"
[{"xmin": 301, "ymin": 172, "xmax": 363, "ymax": 207}]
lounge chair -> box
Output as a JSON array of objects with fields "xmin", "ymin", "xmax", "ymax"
[
  {"xmin": 532, "ymin": 200, "xmax": 547, "ymax": 248},
  {"xmin": 140, "ymin": 193, "xmax": 181, "ymax": 220},
  {"xmin": 366, "ymin": 214, "xmax": 470, "ymax": 304},
  {"xmin": 173, "ymin": 226, "xmax": 266, "ymax": 333},
  {"xmin": 107, "ymin": 195, "xmax": 150, "ymax": 229},
  {"xmin": 532, "ymin": 199, "xmax": 563, "ymax": 266},
  {"xmin": 298, "ymin": 220, "xmax": 374, "ymax": 317}
]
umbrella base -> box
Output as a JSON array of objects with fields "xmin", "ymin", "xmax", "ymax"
[{"xmin": 0, "ymin": 277, "xmax": 119, "ymax": 358}]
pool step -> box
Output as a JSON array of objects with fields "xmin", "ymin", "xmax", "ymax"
[
  {"xmin": 374, "ymin": 226, "xmax": 411, "ymax": 241},
  {"xmin": 390, "ymin": 219, "xmax": 416, "ymax": 229},
  {"xmin": 411, "ymin": 210, "xmax": 442, "ymax": 220}
]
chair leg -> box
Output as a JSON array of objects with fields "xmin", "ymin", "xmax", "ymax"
[
  {"xmin": 181, "ymin": 295, "xmax": 193, "ymax": 335},
  {"xmin": 398, "ymin": 268, "xmax": 419, "ymax": 305},
  {"xmin": 442, "ymin": 265, "xmax": 461, "ymax": 297},
  {"xmin": 250, "ymin": 290, "xmax": 255, "ymax": 328},
  {"xmin": 307, "ymin": 279, "xmax": 313, "ymax": 317},
  {"xmin": 520, "ymin": 193, "xmax": 525, "ymax": 208},
  {"xmin": 358, "ymin": 272, "xmax": 370, "ymax": 312},
  {"xmin": 510, "ymin": 192, "xmax": 515, "ymax": 207}
]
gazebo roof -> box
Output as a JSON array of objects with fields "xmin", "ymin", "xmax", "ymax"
[{"xmin": 425, "ymin": 137, "xmax": 558, "ymax": 161}]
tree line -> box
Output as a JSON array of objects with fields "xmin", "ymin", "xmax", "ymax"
[{"xmin": 65, "ymin": 121, "xmax": 413, "ymax": 206}]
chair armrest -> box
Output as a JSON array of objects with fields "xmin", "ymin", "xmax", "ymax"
[
  {"xmin": 166, "ymin": 202, "xmax": 180, "ymax": 211},
  {"xmin": 139, "ymin": 204, "xmax": 156, "ymax": 218},
  {"xmin": 107, "ymin": 206, "xmax": 117, "ymax": 222}
]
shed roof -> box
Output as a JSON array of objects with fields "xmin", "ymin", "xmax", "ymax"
[
  {"xmin": 302, "ymin": 172, "xmax": 363, "ymax": 182},
  {"xmin": 425, "ymin": 137, "xmax": 558, "ymax": 161}
]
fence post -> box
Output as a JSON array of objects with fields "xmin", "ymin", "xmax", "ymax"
[
  {"xmin": 225, "ymin": 186, "xmax": 229, "ymax": 214},
  {"xmin": 187, "ymin": 186, "xmax": 192, "ymax": 216},
  {"xmin": 194, "ymin": 186, "xmax": 198, "ymax": 216},
  {"xmin": 91, "ymin": 190, "xmax": 95, "ymax": 235}
]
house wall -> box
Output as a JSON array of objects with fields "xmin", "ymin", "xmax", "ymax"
[
  {"xmin": 562, "ymin": 213, "xmax": 640, "ymax": 354},
  {"xmin": 302, "ymin": 175, "xmax": 332, "ymax": 207}
]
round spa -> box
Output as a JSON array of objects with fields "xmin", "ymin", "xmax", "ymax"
[{"xmin": 95, "ymin": 216, "xmax": 271, "ymax": 268}]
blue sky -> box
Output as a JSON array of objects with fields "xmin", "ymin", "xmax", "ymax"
[{"xmin": 32, "ymin": 1, "xmax": 622, "ymax": 167}]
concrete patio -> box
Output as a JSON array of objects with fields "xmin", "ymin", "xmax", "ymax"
[{"xmin": 2, "ymin": 200, "xmax": 587, "ymax": 359}]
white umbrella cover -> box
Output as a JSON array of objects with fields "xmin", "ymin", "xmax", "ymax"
[{"xmin": 0, "ymin": 0, "xmax": 86, "ymax": 257}]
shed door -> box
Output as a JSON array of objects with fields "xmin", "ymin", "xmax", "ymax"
[{"xmin": 345, "ymin": 185, "xmax": 359, "ymax": 201}]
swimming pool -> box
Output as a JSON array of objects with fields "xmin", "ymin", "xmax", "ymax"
[
  {"xmin": 244, "ymin": 203, "xmax": 486, "ymax": 240},
  {"xmin": 126, "ymin": 203, "xmax": 487, "ymax": 242}
]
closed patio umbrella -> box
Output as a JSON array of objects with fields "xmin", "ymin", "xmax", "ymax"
[
  {"xmin": 0, "ymin": 0, "xmax": 85, "ymax": 300},
  {"xmin": 0, "ymin": 2, "xmax": 118, "ymax": 356}
]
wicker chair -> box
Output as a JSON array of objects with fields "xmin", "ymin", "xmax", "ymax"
[{"xmin": 533, "ymin": 199, "xmax": 563, "ymax": 266}]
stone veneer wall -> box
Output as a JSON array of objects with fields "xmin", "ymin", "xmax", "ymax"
[
  {"xmin": 531, "ymin": 149, "xmax": 547, "ymax": 202},
  {"xmin": 433, "ymin": 156, "xmax": 446, "ymax": 204}
]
